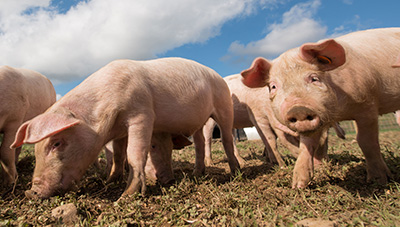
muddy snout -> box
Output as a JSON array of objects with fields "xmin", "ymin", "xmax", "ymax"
[{"xmin": 285, "ymin": 106, "xmax": 320, "ymax": 133}]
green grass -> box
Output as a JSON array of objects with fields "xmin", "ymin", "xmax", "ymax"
[{"xmin": 1, "ymin": 131, "xmax": 400, "ymax": 226}]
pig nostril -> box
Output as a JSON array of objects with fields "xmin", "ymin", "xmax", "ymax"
[
  {"xmin": 306, "ymin": 115, "xmax": 314, "ymax": 121},
  {"xmin": 289, "ymin": 118, "xmax": 297, "ymax": 123}
]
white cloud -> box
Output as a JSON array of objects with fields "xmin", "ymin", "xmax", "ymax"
[
  {"xmin": 0, "ymin": 0, "xmax": 270, "ymax": 82},
  {"xmin": 225, "ymin": 0, "xmax": 327, "ymax": 61},
  {"xmin": 56, "ymin": 94, "xmax": 62, "ymax": 101}
]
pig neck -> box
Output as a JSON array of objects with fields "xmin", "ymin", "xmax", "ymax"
[{"xmin": 54, "ymin": 92, "xmax": 120, "ymax": 146}]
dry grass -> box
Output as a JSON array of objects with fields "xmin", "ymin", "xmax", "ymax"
[{"xmin": 1, "ymin": 131, "xmax": 400, "ymax": 226}]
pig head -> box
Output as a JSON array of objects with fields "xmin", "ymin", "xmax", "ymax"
[
  {"xmin": 13, "ymin": 111, "xmax": 100, "ymax": 198},
  {"xmin": 241, "ymin": 28, "xmax": 400, "ymax": 188}
]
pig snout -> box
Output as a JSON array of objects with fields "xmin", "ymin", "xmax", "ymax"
[
  {"xmin": 25, "ymin": 189, "xmax": 40, "ymax": 199},
  {"xmin": 25, "ymin": 177, "xmax": 60, "ymax": 199},
  {"xmin": 285, "ymin": 106, "xmax": 320, "ymax": 133}
]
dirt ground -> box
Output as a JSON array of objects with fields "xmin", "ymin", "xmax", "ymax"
[{"xmin": 1, "ymin": 130, "xmax": 400, "ymax": 226}]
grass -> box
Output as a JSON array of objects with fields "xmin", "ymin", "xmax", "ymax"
[{"xmin": 1, "ymin": 131, "xmax": 400, "ymax": 226}]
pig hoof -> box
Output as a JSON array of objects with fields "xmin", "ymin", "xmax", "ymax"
[
  {"xmin": 237, "ymin": 157, "xmax": 246, "ymax": 168},
  {"xmin": 367, "ymin": 173, "xmax": 390, "ymax": 185},
  {"xmin": 193, "ymin": 169, "xmax": 205, "ymax": 177},
  {"xmin": 204, "ymin": 158, "xmax": 214, "ymax": 167},
  {"xmin": 292, "ymin": 183, "xmax": 307, "ymax": 189},
  {"xmin": 25, "ymin": 190, "xmax": 39, "ymax": 199}
]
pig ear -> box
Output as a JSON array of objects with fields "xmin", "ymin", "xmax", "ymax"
[
  {"xmin": 299, "ymin": 39, "xmax": 346, "ymax": 71},
  {"xmin": 11, "ymin": 113, "xmax": 80, "ymax": 148},
  {"xmin": 241, "ymin": 57, "xmax": 271, "ymax": 88},
  {"xmin": 392, "ymin": 55, "xmax": 400, "ymax": 68}
]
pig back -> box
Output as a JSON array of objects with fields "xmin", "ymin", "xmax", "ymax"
[
  {"xmin": 333, "ymin": 28, "xmax": 400, "ymax": 114},
  {"xmin": 17, "ymin": 68, "xmax": 56, "ymax": 121},
  {"xmin": 143, "ymin": 58, "xmax": 231, "ymax": 135},
  {"xmin": 0, "ymin": 66, "xmax": 55, "ymax": 125}
]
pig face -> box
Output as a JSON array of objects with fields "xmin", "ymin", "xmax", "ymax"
[
  {"xmin": 146, "ymin": 133, "xmax": 174, "ymax": 185},
  {"xmin": 12, "ymin": 111, "xmax": 100, "ymax": 199},
  {"xmin": 241, "ymin": 39, "xmax": 346, "ymax": 135}
]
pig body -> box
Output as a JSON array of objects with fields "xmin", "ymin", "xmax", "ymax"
[
  {"xmin": 203, "ymin": 74, "xmax": 301, "ymax": 167},
  {"xmin": 241, "ymin": 28, "xmax": 400, "ymax": 188},
  {"xmin": 12, "ymin": 57, "xmax": 239, "ymax": 198},
  {"xmin": 0, "ymin": 66, "xmax": 56, "ymax": 185}
]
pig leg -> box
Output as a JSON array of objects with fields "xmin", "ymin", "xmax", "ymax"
[
  {"xmin": 250, "ymin": 111, "xmax": 285, "ymax": 166},
  {"xmin": 15, "ymin": 147, "xmax": 21, "ymax": 165},
  {"xmin": 203, "ymin": 118, "xmax": 217, "ymax": 166},
  {"xmin": 254, "ymin": 123, "xmax": 283, "ymax": 166},
  {"xmin": 107, "ymin": 137, "xmax": 127, "ymax": 183},
  {"xmin": 231, "ymin": 129, "xmax": 245, "ymax": 167},
  {"xmin": 104, "ymin": 142, "xmax": 114, "ymax": 176},
  {"xmin": 314, "ymin": 129, "xmax": 329, "ymax": 165},
  {"xmin": 355, "ymin": 117, "xmax": 391, "ymax": 184},
  {"xmin": 1, "ymin": 127, "xmax": 19, "ymax": 185},
  {"xmin": 274, "ymin": 130, "xmax": 300, "ymax": 158},
  {"xmin": 212, "ymin": 115, "xmax": 240, "ymax": 174},
  {"xmin": 292, "ymin": 131, "xmax": 324, "ymax": 188},
  {"xmin": 123, "ymin": 115, "xmax": 154, "ymax": 196},
  {"xmin": 193, "ymin": 129, "xmax": 206, "ymax": 176}
]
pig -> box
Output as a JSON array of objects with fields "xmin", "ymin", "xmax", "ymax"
[
  {"xmin": 203, "ymin": 74, "xmax": 345, "ymax": 168},
  {"xmin": 240, "ymin": 28, "xmax": 400, "ymax": 188},
  {"xmin": 203, "ymin": 74, "xmax": 301, "ymax": 167},
  {"xmin": 0, "ymin": 66, "xmax": 56, "ymax": 185},
  {"xmin": 11, "ymin": 57, "xmax": 240, "ymax": 199}
]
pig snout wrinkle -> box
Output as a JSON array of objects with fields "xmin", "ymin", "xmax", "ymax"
[{"xmin": 285, "ymin": 106, "xmax": 320, "ymax": 133}]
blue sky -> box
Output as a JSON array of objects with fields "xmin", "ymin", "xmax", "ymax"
[{"xmin": 0, "ymin": 0, "xmax": 399, "ymax": 97}]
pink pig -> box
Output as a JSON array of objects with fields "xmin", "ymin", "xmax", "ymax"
[
  {"xmin": 203, "ymin": 74, "xmax": 345, "ymax": 168},
  {"xmin": 0, "ymin": 66, "xmax": 55, "ymax": 185},
  {"xmin": 203, "ymin": 74, "xmax": 301, "ymax": 167},
  {"xmin": 11, "ymin": 57, "xmax": 239, "ymax": 199},
  {"xmin": 241, "ymin": 28, "xmax": 400, "ymax": 188}
]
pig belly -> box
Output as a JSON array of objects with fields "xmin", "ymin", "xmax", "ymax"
[
  {"xmin": 153, "ymin": 105, "xmax": 213, "ymax": 136},
  {"xmin": 233, "ymin": 104, "xmax": 253, "ymax": 129}
]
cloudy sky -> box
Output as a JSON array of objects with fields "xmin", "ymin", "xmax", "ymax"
[{"xmin": 0, "ymin": 0, "xmax": 398, "ymax": 97}]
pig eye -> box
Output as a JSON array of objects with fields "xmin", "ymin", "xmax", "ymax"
[
  {"xmin": 311, "ymin": 76, "xmax": 319, "ymax": 82},
  {"xmin": 308, "ymin": 74, "xmax": 320, "ymax": 83},
  {"xmin": 52, "ymin": 141, "xmax": 62, "ymax": 150},
  {"xmin": 269, "ymin": 82, "xmax": 277, "ymax": 91}
]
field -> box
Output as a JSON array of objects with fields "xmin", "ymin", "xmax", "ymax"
[{"xmin": 1, "ymin": 129, "xmax": 400, "ymax": 226}]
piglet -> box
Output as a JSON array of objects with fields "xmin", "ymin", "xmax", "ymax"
[
  {"xmin": 203, "ymin": 74, "xmax": 300, "ymax": 167},
  {"xmin": 11, "ymin": 57, "xmax": 239, "ymax": 199},
  {"xmin": 0, "ymin": 66, "xmax": 55, "ymax": 185},
  {"xmin": 241, "ymin": 28, "xmax": 400, "ymax": 188},
  {"xmin": 203, "ymin": 74, "xmax": 344, "ymax": 168}
]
